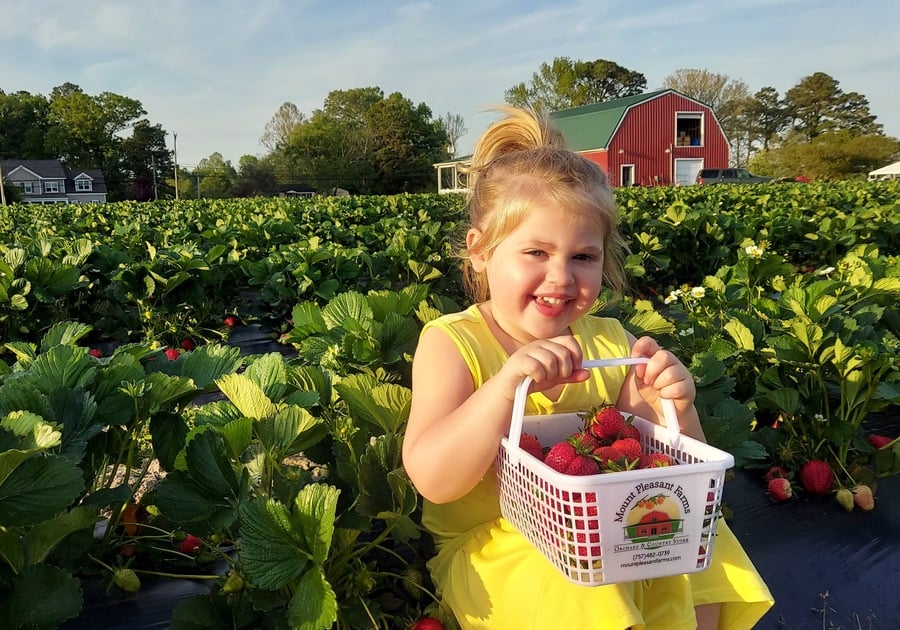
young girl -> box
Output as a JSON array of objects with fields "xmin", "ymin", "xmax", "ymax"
[{"xmin": 402, "ymin": 107, "xmax": 773, "ymax": 629}]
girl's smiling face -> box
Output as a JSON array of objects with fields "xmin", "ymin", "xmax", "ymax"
[{"xmin": 469, "ymin": 202, "xmax": 605, "ymax": 347}]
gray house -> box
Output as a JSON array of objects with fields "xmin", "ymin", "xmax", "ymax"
[{"xmin": 1, "ymin": 159, "xmax": 108, "ymax": 204}]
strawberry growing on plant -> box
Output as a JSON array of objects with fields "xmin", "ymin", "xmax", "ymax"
[
  {"xmin": 767, "ymin": 478, "xmax": 792, "ymax": 502},
  {"xmin": 180, "ymin": 338, "xmax": 195, "ymax": 351},
  {"xmin": 224, "ymin": 315, "xmax": 240, "ymax": 327},
  {"xmin": 179, "ymin": 534, "xmax": 203, "ymax": 554},
  {"xmin": 835, "ymin": 488, "xmax": 854, "ymax": 511},
  {"xmin": 867, "ymin": 434, "xmax": 894, "ymax": 449},
  {"xmin": 411, "ymin": 617, "xmax": 445, "ymax": 630},
  {"xmin": 164, "ymin": 348, "xmax": 180, "ymax": 360},
  {"xmin": 852, "ymin": 484, "xmax": 875, "ymax": 511},
  {"xmin": 89, "ymin": 348, "xmax": 102, "ymax": 358},
  {"xmin": 798, "ymin": 460, "xmax": 835, "ymax": 496}
]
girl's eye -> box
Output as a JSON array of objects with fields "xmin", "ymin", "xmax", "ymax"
[
  {"xmin": 525, "ymin": 250, "xmax": 546, "ymax": 257},
  {"xmin": 574, "ymin": 253, "xmax": 598, "ymax": 261}
]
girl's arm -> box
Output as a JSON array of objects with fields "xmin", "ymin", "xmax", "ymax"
[
  {"xmin": 402, "ymin": 327, "xmax": 588, "ymax": 504},
  {"xmin": 615, "ymin": 333, "xmax": 706, "ymax": 442}
]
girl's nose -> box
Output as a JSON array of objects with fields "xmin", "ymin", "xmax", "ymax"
[{"xmin": 546, "ymin": 259, "xmax": 574, "ymax": 285}]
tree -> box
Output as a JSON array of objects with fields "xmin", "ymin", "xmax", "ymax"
[
  {"xmin": 742, "ymin": 87, "xmax": 791, "ymax": 151},
  {"xmin": 282, "ymin": 87, "xmax": 447, "ymax": 194},
  {"xmin": 120, "ymin": 120, "xmax": 174, "ymax": 200},
  {"xmin": 785, "ymin": 72, "xmax": 882, "ymax": 141},
  {"xmin": 261, "ymin": 102, "xmax": 306, "ymax": 152},
  {"xmin": 366, "ymin": 93, "xmax": 448, "ymax": 194},
  {"xmin": 193, "ymin": 153, "xmax": 237, "ymax": 198},
  {"xmin": 505, "ymin": 57, "xmax": 646, "ymax": 112},
  {"xmin": 440, "ymin": 112, "xmax": 467, "ymax": 159},
  {"xmin": 234, "ymin": 155, "xmax": 278, "ymax": 197},
  {"xmin": 0, "ymin": 90, "xmax": 51, "ymax": 159},
  {"xmin": 663, "ymin": 69, "xmax": 752, "ymax": 163},
  {"xmin": 750, "ymin": 131, "xmax": 899, "ymax": 181}
]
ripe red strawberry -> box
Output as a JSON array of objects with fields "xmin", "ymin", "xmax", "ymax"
[
  {"xmin": 620, "ymin": 423, "xmax": 642, "ymax": 441},
  {"xmin": 180, "ymin": 338, "xmax": 195, "ymax": 351},
  {"xmin": 852, "ymin": 484, "xmax": 875, "ymax": 511},
  {"xmin": 224, "ymin": 315, "xmax": 239, "ymax": 327},
  {"xmin": 89, "ymin": 348, "xmax": 102, "ymax": 358},
  {"xmin": 764, "ymin": 465, "xmax": 789, "ymax": 483},
  {"xmin": 639, "ymin": 452, "xmax": 675, "ymax": 469},
  {"xmin": 544, "ymin": 441, "xmax": 599, "ymax": 475},
  {"xmin": 611, "ymin": 437, "xmax": 643, "ymax": 464},
  {"xmin": 588, "ymin": 405, "xmax": 626, "ymax": 441},
  {"xmin": 411, "ymin": 617, "xmax": 445, "ymax": 630},
  {"xmin": 519, "ymin": 432, "xmax": 544, "ymax": 461},
  {"xmin": 798, "ymin": 460, "xmax": 835, "ymax": 496},
  {"xmin": 179, "ymin": 534, "xmax": 203, "ymax": 554},
  {"xmin": 568, "ymin": 431, "xmax": 600, "ymax": 453},
  {"xmin": 767, "ymin": 477, "xmax": 792, "ymax": 501},
  {"xmin": 164, "ymin": 348, "xmax": 180, "ymax": 361},
  {"xmin": 592, "ymin": 445, "xmax": 625, "ymax": 469},
  {"xmin": 867, "ymin": 434, "xmax": 893, "ymax": 449}
]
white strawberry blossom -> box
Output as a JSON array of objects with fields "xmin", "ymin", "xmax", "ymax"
[
  {"xmin": 690, "ymin": 286, "xmax": 705, "ymax": 299},
  {"xmin": 744, "ymin": 244, "xmax": 765, "ymax": 259},
  {"xmin": 814, "ymin": 413, "xmax": 827, "ymax": 423}
]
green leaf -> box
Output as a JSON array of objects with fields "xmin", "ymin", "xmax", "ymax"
[
  {"xmin": 724, "ymin": 319, "xmax": 755, "ymax": 351},
  {"xmin": 334, "ymin": 375, "xmax": 411, "ymax": 435},
  {"xmin": 0, "ymin": 455, "xmax": 85, "ymax": 527},
  {"xmin": 288, "ymin": 567, "xmax": 338, "ymax": 630},
  {"xmin": 763, "ymin": 388, "xmax": 800, "ymax": 416},
  {"xmin": 244, "ymin": 352, "xmax": 288, "ymax": 402},
  {"xmin": 356, "ymin": 434, "xmax": 417, "ymax": 519},
  {"xmin": 153, "ymin": 431, "xmax": 244, "ymax": 533},
  {"xmin": 0, "ymin": 564, "xmax": 82, "ymax": 628},
  {"xmin": 238, "ymin": 497, "xmax": 310, "ymax": 590},
  {"xmin": 39, "ymin": 321, "xmax": 93, "ymax": 351},
  {"xmin": 181, "ymin": 343, "xmax": 244, "ymax": 390},
  {"xmin": 26, "ymin": 505, "xmax": 97, "ymax": 566},
  {"xmin": 321, "ymin": 291, "xmax": 371, "ymax": 332},
  {"xmin": 294, "ymin": 484, "xmax": 339, "ymax": 565},
  {"xmin": 216, "ymin": 373, "xmax": 277, "ymax": 420}
]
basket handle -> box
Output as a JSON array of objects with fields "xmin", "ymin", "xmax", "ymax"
[{"xmin": 507, "ymin": 357, "xmax": 682, "ymax": 463}]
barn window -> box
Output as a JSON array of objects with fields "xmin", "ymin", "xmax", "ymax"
[{"xmin": 675, "ymin": 113, "xmax": 703, "ymax": 146}]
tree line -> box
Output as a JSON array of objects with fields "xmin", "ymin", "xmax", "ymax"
[{"xmin": 2, "ymin": 61, "xmax": 898, "ymax": 201}]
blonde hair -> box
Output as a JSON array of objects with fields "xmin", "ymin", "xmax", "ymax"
[{"xmin": 461, "ymin": 106, "xmax": 627, "ymax": 302}]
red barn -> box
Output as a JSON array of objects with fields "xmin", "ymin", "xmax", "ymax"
[{"xmin": 435, "ymin": 89, "xmax": 729, "ymax": 191}]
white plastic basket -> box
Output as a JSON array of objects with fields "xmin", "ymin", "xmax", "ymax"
[{"xmin": 497, "ymin": 357, "xmax": 734, "ymax": 586}]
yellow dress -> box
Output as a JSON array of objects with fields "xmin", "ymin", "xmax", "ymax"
[{"xmin": 420, "ymin": 306, "xmax": 773, "ymax": 629}]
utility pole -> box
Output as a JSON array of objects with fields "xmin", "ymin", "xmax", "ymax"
[
  {"xmin": 173, "ymin": 133, "xmax": 180, "ymax": 200},
  {"xmin": 151, "ymin": 154, "xmax": 158, "ymax": 200},
  {"xmin": 0, "ymin": 161, "xmax": 6, "ymax": 206}
]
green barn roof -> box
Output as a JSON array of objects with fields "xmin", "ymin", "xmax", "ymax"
[{"xmin": 550, "ymin": 89, "xmax": 669, "ymax": 151}]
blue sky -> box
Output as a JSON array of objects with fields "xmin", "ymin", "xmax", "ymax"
[{"xmin": 2, "ymin": 0, "xmax": 897, "ymax": 169}]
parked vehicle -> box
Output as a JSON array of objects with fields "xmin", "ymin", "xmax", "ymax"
[{"xmin": 695, "ymin": 168, "xmax": 772, "ymax": 185}]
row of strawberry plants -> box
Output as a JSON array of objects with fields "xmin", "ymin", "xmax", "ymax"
[{"xmin": 1, "ymin": 182, "xmax": 897, "ymax": 347}]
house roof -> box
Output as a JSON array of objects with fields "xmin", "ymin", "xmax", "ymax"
[
  {"xmin": 868, "ymin": 160, "xmax": 900, "ymax": 176},
  {"xmin": 549, "ymin": 89, "xmax": 672, "ymax": 151},
  {"xmin": 1, "ymin": 159, "xmax": 68, "ymax": 179}
]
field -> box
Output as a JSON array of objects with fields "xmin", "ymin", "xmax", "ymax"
[{"xmin": 0, "ymin": 181, "xmax": 897, "ymax": 629}]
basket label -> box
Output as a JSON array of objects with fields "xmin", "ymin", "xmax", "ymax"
[{"xmin": 612, "ymin": 482, "xmax": 693, "ymax": 551}]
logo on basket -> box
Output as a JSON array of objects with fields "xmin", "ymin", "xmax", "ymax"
[{"xmin": 623, "ymin": 493, "xmax": 684, "ymax": 544}]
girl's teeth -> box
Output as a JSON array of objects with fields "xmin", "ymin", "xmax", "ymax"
[{"xmin": 539, "ymin": 297, "xmax": 566, "ymax": 306}]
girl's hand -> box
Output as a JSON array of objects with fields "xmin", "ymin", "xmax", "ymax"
[
  {"xmin": 629, "ymin": 336, "xmax": 696, "ymax": 414},
  {"xmin": 495, "ymin": 336, "xmax": 590, "ymax": 401}
]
